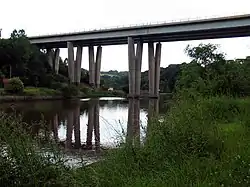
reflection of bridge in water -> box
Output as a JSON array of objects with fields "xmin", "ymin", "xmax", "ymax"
[{"xmin": 49, "ymin": 99, "xmax": 160, "ymax": 151}]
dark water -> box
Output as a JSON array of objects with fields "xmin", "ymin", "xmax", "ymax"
[{"xmin": 0, "ymin": 97, "xmax": 169, "ymax": 151}]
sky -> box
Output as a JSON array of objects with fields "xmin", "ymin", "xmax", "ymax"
[{"xmin": 1, "ymin": 0, "xmax": 250, "ymax": 71}]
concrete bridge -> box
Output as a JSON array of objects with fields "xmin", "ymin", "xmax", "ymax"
[{"xmin": 28, "ymin": 14, "xmax": 250, "ymax": 98}]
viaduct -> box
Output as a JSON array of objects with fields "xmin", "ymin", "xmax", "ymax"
[{"xmin": 28, "ymin": 14, "xmax": 250, "ymax": 98}]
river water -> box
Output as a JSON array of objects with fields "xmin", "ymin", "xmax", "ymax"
[{"xmin": 0, "ymin": 97, "xmax": 169, "ymax": 156}]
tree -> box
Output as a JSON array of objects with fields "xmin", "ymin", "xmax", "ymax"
[{"xmin": 185, "ymin": 43, "xmax": 225, "ymax": 67}]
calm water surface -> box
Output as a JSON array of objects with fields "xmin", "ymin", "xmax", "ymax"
[{"xmin": 0, "ymin": 97, "xmax": 168, "ymax": 151}]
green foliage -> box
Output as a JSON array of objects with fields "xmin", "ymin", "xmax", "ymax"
[
  {"xmin": 50, "ymin": 81, "xmax": 67, "ymax": 90},
  {"xmin": 0, "ymin": 113, "xmax": 78, "ymax": 186},
  {"xmin": 1, "ymin": 96, "xmax": 250, "ymax": 186},
  {"xmin": 176, "ymin": 43, "xmax": 250, "ymax": 98},
  {"xmin": 23, "ymin": 87, "xmax": 61, "ymax": 96},
  {"xmin": 4, "ymin": 77, "xmax": 24, "ymax": 94},
  {"xmin": 79, "ymin": 84, "xmax": 91, "ymax": 94},
  {"xmin": 74, "ymin": 97, "xmax": 250, "ymax": 186},
  {"xmin": 61, "ymin": 84, "xmax": 79, "ymax": 98},
  {"xmin": 185, "ymin": 43, "xmax": 225, "ymax": 66},
  {"xmin": 112, "ymin": 90, "xmax": 126, "ymax": 96}
]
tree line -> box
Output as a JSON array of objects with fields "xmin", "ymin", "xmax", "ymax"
[
  {"xmin": 1, "ymin": 29, "xmax": 250, "ymax": 97},
  {"xmin": 0, "ymin": 29, "xmax": 89, "ymax": 89}
]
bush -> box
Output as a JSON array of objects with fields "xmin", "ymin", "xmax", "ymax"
[
  {"xmin": 112, "ymin": 90, "xmax": 125, "ymax": 96},
  {"xmin": 79, "ymin": 84, "xmax": 91, "ymax": 94},
  {"xmin": 61, "ymin": 84, "xmax": 79, "ymax": 98},
  {"xmin": 4, "ymin": 77, "xmax": 24, "ymax": 94},
  {"xmin": 50, "ymin": 81, "xmax": 67, "ymax": 90},
  {"xmin": 0, "ymin": 112, "xmax": 78, "ymax": 186}
]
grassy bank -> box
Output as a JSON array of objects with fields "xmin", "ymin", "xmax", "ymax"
[
  {"xmin": 0, "ymin": 86, "xmax": 125, "ymax": 102},
  {"xmin": 1, "ymin": 96, "xmax": 250, "ymax": 186}
]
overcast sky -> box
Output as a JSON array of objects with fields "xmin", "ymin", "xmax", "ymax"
[{"xmin": 1, "ymin": 0, "xmax": 250, "ymax": 71}]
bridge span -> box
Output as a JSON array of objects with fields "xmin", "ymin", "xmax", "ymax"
[{"xmin": 28, "ymin": 14, "xmax": 250, "ymax": 98}]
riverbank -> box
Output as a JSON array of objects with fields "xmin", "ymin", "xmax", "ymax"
[
  {"xmin": 0, "ymin": 87, "xmax": 126, "ymax": 102},
  {"xmin": 1, "ymin": 96, "xmax": 250, "ymax": 186}
]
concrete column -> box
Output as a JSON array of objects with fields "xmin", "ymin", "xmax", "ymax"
[
  {"xmin": 75, "ymin": 46, "xmax": 83, "ymax": 84},
  {"xmin": 135, "ymin": 42, "xmax": 143, "ymax": 97},
  {"xmin": 67, "ymin": 42, "xmax": 75, "ymax": 83},
  {"xmin": 54, "ymin": 48, "xmax": 60, "ymax": 74},
  {"xmin": 148, "ymin": 42, "xmax": 155, "ymax": 97},
  {"xmin": 154, "ymin": 43, "xmax": 162, "ymax": 97},
  {"xmin": 95, "ymin": 46, "xmax": 102, "ymax": 89},
  {"xmin": 47, "ymin": 48, "xmax": 54, "ymax": 70},
  {"xmin": 88, "ymin": 46, "xmax": 95, "ymax": 87},
  {"xmin": 128, "ymin": 37, "xmax": 136, "ymax": 97}
]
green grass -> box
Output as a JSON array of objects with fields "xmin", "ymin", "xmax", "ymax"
[
  {"xmin": 1, "ymin": 96, "xmax": 250, "ymax": 186},
  {"xmin": 81, "ymin": 89, "xmax": 126, "ymax": 98},
  {"xmin": 23, "ymin": 87, "xmax": 61, "ymax": 96}
]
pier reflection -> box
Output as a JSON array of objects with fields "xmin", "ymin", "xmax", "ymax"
[{"xmin": 1, "ymin": 98, "xmax": 162, "ymax": 151}]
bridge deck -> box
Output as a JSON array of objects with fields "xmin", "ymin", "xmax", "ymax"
[{"xmin": 29, "ymin": 14, "xmax": 250, "ymax": 48}]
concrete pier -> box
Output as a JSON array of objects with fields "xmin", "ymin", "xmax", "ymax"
[
  {"xmin": 75, "ymin": 46, "xmax": 83, "ymax": 84},
  {"xmin": 128, "ymin": 37, "xmax": 143, "ymax": 98},
  {"xmin": 95, "ymin": 46, "xmax": 102, "ymax": 89},
  {"xmin": 88, "ymin": 46, "xmax": 95, "ymax": 87},
  {"xmin": 128, "ymin": 37, "xmax": 136, "ymax": 96},
  {"xmin": 135, "ymin": 41, "xmax": 143, "ymax": 97},
  {"xmin": 148, "ymin": 42, "xmax": 155, "ymax": 97},
  {"xmin": 154, "ymin": 43, "xmax": 162, "ymax": 97},
  {"xmin": 54, "ymin": 48, "xmax": 60, "ymax": 74},
  {"xmin": 88, "ymin": 46, "xmax": 102, "ymax": 88},
  {"xmin": 148, "ymin": 42, "xmax": 162, "ymax": 98},
  {"xmin": 67, "ymin": 42, "xmax": 75, "ymax": 83},
  {"xmin": 47, "ymin": 48, "xmax": 54, "ymax": 70}
]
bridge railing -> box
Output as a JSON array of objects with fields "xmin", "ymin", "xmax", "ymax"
[{"xmin": 29, "ymin": 12, "xmax": 249, "ymax": 37}]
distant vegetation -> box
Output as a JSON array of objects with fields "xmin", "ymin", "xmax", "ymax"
[{"xmin": 0, "ymin": 29, "xmax": 124, "ymax": 98}]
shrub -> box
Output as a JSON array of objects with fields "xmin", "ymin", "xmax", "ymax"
[
  {"xmin": 61, "ymin": 84, "xmax": 79, "ymax": 98},
  {"xmin": 4, "ymin": 77, "xmax": 24, "ymax": 94},
  {"xmin": 0, "ymin": 112, "xmax": 78, "ymax": 186},
  {"xmin": 112, "ymin": 90, "xmax": 125, "ymax": 96},
  {"xmin": 50, "ymin": 81, "xmax": 67, "ymax": 90},
  {"xmin": 79, "ymin": 85, "xmax": 90, "ymax": 94}
]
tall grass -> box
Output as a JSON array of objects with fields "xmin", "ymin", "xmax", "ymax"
[
  {"xmin": 77, "ymin": 96, "xmax": 250, "ymax": 186},
  {"xmin": 1, "ymin": 96, "xmax": 250, "ymax": 186},
  {"xmin": 0, "ymin": 113, "xmax": 80, "ymax": 187}
]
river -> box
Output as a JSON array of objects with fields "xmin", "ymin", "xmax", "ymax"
[{"xmin": 0, "ymin": 96, "xmax": 169, "ymax": 164}]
